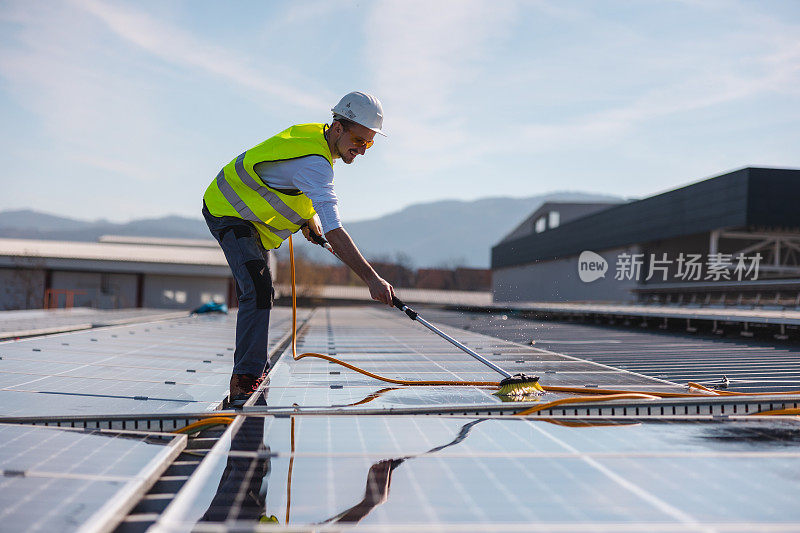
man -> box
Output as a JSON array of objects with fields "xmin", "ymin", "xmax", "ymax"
[{"xmin": 203, "ymin": 91, "xmax": 395, "ymax": 406}]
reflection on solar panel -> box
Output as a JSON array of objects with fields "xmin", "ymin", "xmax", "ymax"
[
  {"xmin": 159, "ymin": 415, "xmax": 800, "ymax": 530},
  {"xmin": 2, "ymin": 305, "xmax": 800, "ymax": 532}
]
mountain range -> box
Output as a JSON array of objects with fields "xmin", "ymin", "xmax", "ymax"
[{"xmin": 0, "ymin": 191, "xmax": 624, "ymax": 268}]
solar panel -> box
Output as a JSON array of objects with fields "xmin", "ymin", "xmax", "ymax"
[
  {"xmin": 161, "ymin": 415, "xmax": 800, "ymax": 530},
  {"xmin": 0, "ymin": 308, "xmax": 187, "ymax": 339},
  {"xmin": 0, "ymin": 423, "xmax": 180, "ymax": 531},
  {"xmin": 258, "ymin": 308, "xmax": 685, "ymax": 410},
  {"xmin": 5, "ymin": 304, "xmax": 800, "ymax": 531},
  {"xmin": 424, "ymin": 308, "xmax": 800, "ymax": 393},
  {"xmin": 0, "ymin": 309, "xmax": 304, "ymax": 416}
]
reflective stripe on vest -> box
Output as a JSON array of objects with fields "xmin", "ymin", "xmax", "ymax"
[
  {"xmin": 233, "ymin": 152, "xmax": 305, "ymax": 226},
  {"xmin": 203, "ymin": 123, "xmax": 332, "ymax": 250},
  {"xmin": 214, "ymin": 170, "xmax": 294, "ymax": 240}
]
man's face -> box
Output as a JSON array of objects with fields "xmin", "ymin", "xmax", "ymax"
[{"xmin": 335, "ymin": 122, "xmax": 376, "ymax": 164}]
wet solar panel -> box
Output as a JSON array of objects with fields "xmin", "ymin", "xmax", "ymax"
[
  {"xmin": 424, "ymin": 308, "xmax": 800, "ymax": 393},
  {"xmin": 159, "ymin": 415, "xmax": 800, "ymax": 530},
  {"xmin": 256, "ymin": 308, "xmax": 686, "ymax": 410}
]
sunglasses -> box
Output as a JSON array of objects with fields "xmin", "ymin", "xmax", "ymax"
[{"xmin": 349, "ymin": 133, "xmax": 374, "ymax": 149}]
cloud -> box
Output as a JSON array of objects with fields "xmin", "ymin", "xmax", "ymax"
[
  {"xmin": 510, "ymin": 1, "xmax": 800, "ymax": 153},
  {"xmin": 363, "ymin": 0, "xmax": 518, "ymax": 172},
  {"xmin": 517, "ymin": 73, "xmax": 780, "ymax": 151},
  {"xmin": 0, "ymin": 0, "xmax": 337, "ymax": 220},
  {"xmin": 73, "ymin": 0, "xmax": 331, "ymax": 112},
  {"xmin": 276, "ymin": 0, "xmax": 348, "ymax": 25},
  {"xmin": 0, "ymin": 2, "xmax": 164, "ymax": 182},
  {"xmin": 1, "ymin": 0, "xmax": 798, "ymax": 222}
]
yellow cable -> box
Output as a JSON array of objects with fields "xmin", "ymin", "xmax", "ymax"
[
  {"xmin": 172, "ymin": 416, "xmax": 235, "ymax": 434},
  {"xmin": 286, "ymin": 235, "xmax": 800, "ymax": 412}
]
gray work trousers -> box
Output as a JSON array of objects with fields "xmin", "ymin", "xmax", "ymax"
[{"xmin": 203, "ymin": 203, "xmax": 273, "ymax": 377}]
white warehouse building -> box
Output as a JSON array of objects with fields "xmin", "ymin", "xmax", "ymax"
[{"xmin": 0, "ymin": 236, "xmax": 260, "ymax": 311}]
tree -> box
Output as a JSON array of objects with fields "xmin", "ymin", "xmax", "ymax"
[{"xmin": 7, "ymin": 256, "xmax": 46, "ymax": 310}]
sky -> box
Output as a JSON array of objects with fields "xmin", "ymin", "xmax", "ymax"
[{"xmin": 1, "ymin": 0, "xmax": 798, "ymax": 223}]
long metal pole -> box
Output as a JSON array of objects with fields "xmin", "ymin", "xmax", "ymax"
[
  {"xmin": 304, "ymin": 234, "xmax": 513, "ymax": 380},
  {"xmin": 415, "ymin": 316, "xmax": 511, "ymax": 378}
]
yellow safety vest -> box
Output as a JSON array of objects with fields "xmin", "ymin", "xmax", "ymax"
[{"xmin": 203, "ymin": 123, "xmax": 333, "ymax": 249}]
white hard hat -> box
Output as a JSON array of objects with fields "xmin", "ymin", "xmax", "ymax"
[{"xmin": 331, "ymin": 91, "xmax": 386, "ymax": 136}]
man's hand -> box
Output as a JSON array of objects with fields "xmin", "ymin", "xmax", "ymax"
[
  {"xmin": 367, "ymin": 275, "xmax": 395, "ymax": 306},
  {"xmin": 301, "ymin": 215, "xmax": 323, "ymax": 244}
]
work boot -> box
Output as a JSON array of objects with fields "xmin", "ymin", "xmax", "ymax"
[
  {"xmin": 228, "ymin": 371, "xmax": 269, "ymax": 408},
  {"xmin": 229, "ymin": 373, "xmax": 257, "ymax": 407}
]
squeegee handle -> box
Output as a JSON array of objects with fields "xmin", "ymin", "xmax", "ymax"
[
  {"xmin": 414, "ymin": 316, "xmax": 511, "ymax": 378},
  {"xmin": 392, "ymin": 295, "xmax": 511, "ymax": 379},
  {"xmin": 301, "ymin": 222, "xmax": 335, "ymax": 255},
  {"xmin": 392, "ymin": 296, "xmax": 418, "ymax": 320}
]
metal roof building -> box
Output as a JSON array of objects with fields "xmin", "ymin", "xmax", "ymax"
[
  {"xmin": 0, "ymin": 236, "xmax": 238, "ymax": 310},
  {"xmin": 491, "ymin": 167, "xmax": 800, "ymax": 305}
]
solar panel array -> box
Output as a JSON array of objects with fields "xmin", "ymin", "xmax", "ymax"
[
  {"xmin": 0, "ymin": 310, "xmax": 301, "ymax": 417},
  {"xmin": 259, "ymin": 307, "xmax": 685, "ymax": 411},
  {"xmin": 0, "ymin": 423, "xmax": 180, "ymax": 532},
  {"xmin": 155, "ymin": 307, "xmax": 800, "ymax": 531},
  {"xmin": 0, "ymin": 308, "xmax": 188, "ymax": 339},
  {"xmin": 161, "ymin": 415, "xmax": 800, "ymax": 530},
  {"xmin": 424, "ymin": 308, "xmax": 800, "ymax": 393},
  {"xmin": 1, "ymin": 305, "xmax": 799, "ymax": 532}
]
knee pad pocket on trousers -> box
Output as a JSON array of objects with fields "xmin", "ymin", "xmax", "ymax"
[{"xmin": 244, "ymin": 260, "xmax": 273, "ymax": 309}]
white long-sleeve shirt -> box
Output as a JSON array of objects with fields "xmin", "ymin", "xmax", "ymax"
[{"xmin": 253, "ymin": 155, "xmax": 342, "ymax": 233}]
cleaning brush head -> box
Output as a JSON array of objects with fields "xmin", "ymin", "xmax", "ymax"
[{"xmin": 495, "ymin": 373, "xmax": 546, "ymax": 398}]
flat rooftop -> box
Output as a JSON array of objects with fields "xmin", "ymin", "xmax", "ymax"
[{"xmin": 1, "ymin": 305, "xmax": 799, "ymax": 531}]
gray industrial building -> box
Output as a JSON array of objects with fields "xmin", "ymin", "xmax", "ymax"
[
  {"xmin": 492, "ymin": 167, "xmax": 800, "ymax": 305},
  {"xmin": 0, "ymin": 236, "xmax": 247, "ymax": 310}
]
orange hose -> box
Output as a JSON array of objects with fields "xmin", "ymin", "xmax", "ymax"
[
  {"xmin": 688, "ymin": 381, "xmax": 800, "ymax": 397},
  {"xmin": 748, "ymin": 407, "xmax": 800, "ymax": 416},
  {"xmin": 285, "ymin": 415, "xmax": 295, "ymax": 524},
  {"xmin": 543, "ymin": 419, "xmax": 641, "ymax": 428},
  {"xmin": 541, "ymin": 385, "xmax": 716, "ymax": 398},
  {"xmin": 514, "ymin": 393, "xmax": 660, "ymax": 416},
  {"xmin": 288, "ymin": 236, "xmax": 497, "ymax": 388},
  {"xmin": 346, "ymin": 387, "xmax": 402, "ymax": 407},
  {"xmin": 171, "ymin": 416, "xmax": 234, "ymax": 434}
]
